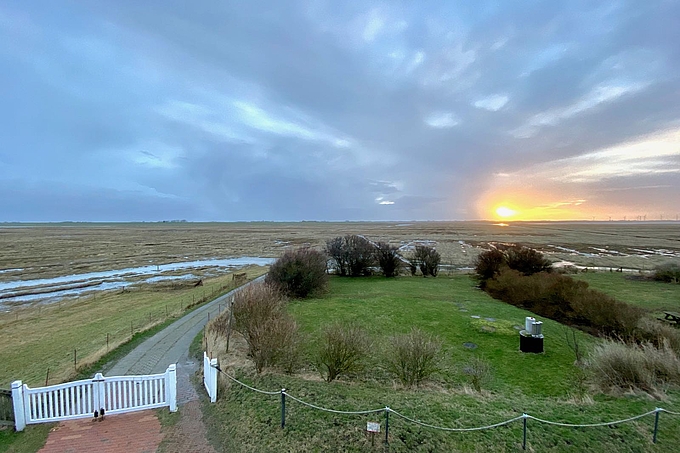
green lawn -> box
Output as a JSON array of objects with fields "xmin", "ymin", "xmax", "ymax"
[
  {"xmin": 205, "ymin": 276, "xmax": 680, "ymax": 452},
  {"xmin": 573, "ymin": 272, "xmax": 680, "ymax": 314}
]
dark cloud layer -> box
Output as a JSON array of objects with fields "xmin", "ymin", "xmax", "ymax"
[{"xmin": 1, "ymin": 0, "xmax": 679, "ymax": 221}]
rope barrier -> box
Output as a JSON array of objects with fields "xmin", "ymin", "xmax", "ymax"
[
  {"xmin": 388, "ymin": 408, "xmax": 524, "ymax": 432},
  {"xmin": 215, "ymin": 366, "xmax": 280, "ymax": 396},
  {"xmin": 283, "ymin": 392, "xmax": 385, "ymax": 415},
  {"xmin": 526, "ymin": 410, "xmax": 657, "ymax": 428},
  {"xmin": 212, "ymin": 364, "xmax": 678, "ymax": 435}
]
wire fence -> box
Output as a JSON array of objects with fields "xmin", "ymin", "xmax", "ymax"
[
  {"xmin": 3, "ymin": 279, "xmax": 238, "ymax": 387},
  {"xmin": 214, "ymin": 365, "xmax": 679, "ymax": 449}
]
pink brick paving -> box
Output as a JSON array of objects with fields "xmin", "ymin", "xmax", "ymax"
[{"xmin": 38, "ymin": 411, "xmax": 163, "ymax": 453}]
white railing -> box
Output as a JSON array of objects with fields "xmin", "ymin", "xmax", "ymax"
[
  {"xmin": 203, "ymin": 352, "xmax": 218, "ymax": 403},
  {"xmin": 11, "ymin": 364, "xmax": 176, "ymax": 431}
]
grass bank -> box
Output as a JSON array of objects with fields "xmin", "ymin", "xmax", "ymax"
[
  {"xmin": 204, "ymin": 275, "xmax": 680, "ymax": 452},
  {"xmin": 0, "ymin": 265, "xmax": 267, "ymax": 387}
]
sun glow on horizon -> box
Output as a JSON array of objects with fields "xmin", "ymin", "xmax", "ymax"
[{"xmin": 495, "ymin": 206, "xmax": 517, "ymax": 218}]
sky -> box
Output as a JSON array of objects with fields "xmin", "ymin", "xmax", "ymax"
[{"xmin": 1, "ymin": 0, "xmax": 679, "ymax": 222}]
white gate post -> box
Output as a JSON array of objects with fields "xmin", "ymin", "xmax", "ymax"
[
  {"xmin": 166, "ymin": 364, "xmax": 177, "ymax": 412},
  {"xmin": 93, "ymin": 373, "xmax": 106, "ymax": 414},
  {"xmin": 209, "ymin": 357, "xmax": 218, "ymax": 403},
  {"xmin": 11, "ymin": 381, "xmax": 26, "ymax": 432}
]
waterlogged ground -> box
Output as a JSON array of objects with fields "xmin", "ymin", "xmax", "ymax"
[
  {"xmin": 0, "ymin": 257, "xmax": 274, "ymax": 309},
  {"xmin": 0, "ymin": 221, "xmax": 678, "ymax": 309}
]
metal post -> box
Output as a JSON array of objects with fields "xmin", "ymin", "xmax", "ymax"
[
  {"xmin": 385, "ymin": 407, "xmax": 390, "ymax": 445},
  {"xmin": 653, "ymin": 408, "xmax": 660, "ymax": 444},
  {"xmin": 281, "ymin": 389, "xmax": 286, "ymax": 429},
  {"xmin": 74, "ymin": 349, "xmax": 77, "ymax": 370},
  {"xmin": 522, "ymin": 414, "xmax": 527, "ymax": 450}
]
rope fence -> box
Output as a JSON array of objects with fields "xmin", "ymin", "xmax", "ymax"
[{"xmin": 214, "ymin": 365, "xmax": 679, "ymax": 449}]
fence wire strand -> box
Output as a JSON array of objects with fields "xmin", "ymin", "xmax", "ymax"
[
  {"xmin": 525, "ymin": 410, "xmax": 657, "ymax": 428},
  {"xmin": 283, "ymin": 392, "xmax": 385, "ymax": 415},
  {"xmin": 388, "ymin": 409, "xmax": 524, "ymax": 432}
]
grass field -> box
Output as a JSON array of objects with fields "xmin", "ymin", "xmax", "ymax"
[
  {"xmin": 573, "ymin": 272, "xmax": 680, "ymax": 315},
  {"xmin": 1, "ymin": 222, "xmax": 678, "ymax": 285},
  {"xmin": 204, "ymin": 275, "xmax": 680, "ymax": 452},
  {"xmin": 0, "ymin": 266, "xmax": 267, "ymax": 388}
]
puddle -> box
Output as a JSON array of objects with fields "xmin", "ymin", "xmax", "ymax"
[{"xmin": 463, "ymin": 342, "xmax": 478, "ymax": 349}]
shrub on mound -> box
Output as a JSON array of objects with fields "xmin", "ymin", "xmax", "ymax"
[
  {"xmin": 266, "ymin": 247, "xmax": 328, "ymax": 298},
  {"xmin": 384, "ymin": 328, "xmax": 442, "ymax": 387},
  {"xmin": 227, "ymin": 282, "xmax": 302, "ymax": 373},
  {"xmin": 317, "ymin": 322, "xmax": 370, "ymax": 382}
]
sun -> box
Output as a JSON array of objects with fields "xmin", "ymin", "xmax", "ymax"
[{"xmin": 495, "ymin": 206, "xmax": 517, "ymax": 218}]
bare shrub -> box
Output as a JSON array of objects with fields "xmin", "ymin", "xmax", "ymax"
[
  {"xmin": 473, "ymin": 248, "xmax": 506, "ymax": 285},
  {"xmin": 563, "ymin": 326, "xmax": 585, "ymax": 365},
  {"xmin": 229, "ymin": 282, "xmax": 302, "ymax": 373},
  {"xmin": 411, "ymin": 245, "xmax": 440, "ymax": 277},
  {"xmin": 375, "ymin": 242, "xmax": 402, "ymax": 277},
  {"xmin": 462, "ymin": 356, "xmax": 493, "ymax": 392},
  {"xmin": 318, "ymin": 322, "xmax": 370, "ymax": 382},
  {"xmin": 326, "ymin": 235, "xmax": 376, "ymax": 277},
  {"xmin": 266, "ymin": 247, "xmax": 328, "ymax": 298},
  {"xmin": 384, "ymin": 328, "xmax": 442, "ymax": 387},
  {"xmin": 506, "ymin": 246, "xmax": 552, "ymax": 276}
]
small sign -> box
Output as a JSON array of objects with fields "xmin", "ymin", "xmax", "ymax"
[{"xmin": 367, "ymin": 422, "xmax": 381, "ymax": 433}]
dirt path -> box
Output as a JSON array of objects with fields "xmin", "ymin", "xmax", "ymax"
[{"xmin": 38, "ymin": 277, "xmax": 263, "ymax": 452}]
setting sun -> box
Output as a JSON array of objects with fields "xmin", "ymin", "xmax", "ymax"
[{"xmin": 495, "ymin": 206, "xmax": 517, "ymax": 218}]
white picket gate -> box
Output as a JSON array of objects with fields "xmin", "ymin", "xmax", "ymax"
[
  {"xmin": 203, "ymin": 352, "xmax": 218, "ymax": 403},
  {"xmin": 11, "ymin": 364, "xmax": 177, "ymax": 431}
]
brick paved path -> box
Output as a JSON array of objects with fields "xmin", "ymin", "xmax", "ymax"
[
  {"xmin": 39, "ymin": 411, "xmax": 163, "ymax": 453},
  {"xmin": 37, "ymin": 277, "xmax": 263, "ymax": 452}
]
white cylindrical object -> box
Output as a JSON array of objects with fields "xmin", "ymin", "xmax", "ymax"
[
  {"xmin": 532, "ymin": 321, "xmax": 543, "ymax": 336},
  {"xmin": 525, "ymin": 317, "xmax": 535, "ymax": 332}
]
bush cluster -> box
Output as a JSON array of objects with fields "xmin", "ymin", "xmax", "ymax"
[
  {"xmin": 327, "ymin": 235, "xmax": 432, "ymax": 278},
  {"xmin": 653, "ymin": 263, "xmax": 680, "ymax": 283},
  {"xmin": 266, "ymin": 247, "xmax": 328, "ymax": 298},
  {"xmin": 228, "ymin": 283, "xmax": 301, "ymax": 373},
  {"xmin": 485, "ymin": 269, "xmax": 643, "ymax": 337},
  {"xmin": 326, "ymin": 235, "xmax": 376, "ymax": 276},
  {"xmin": 408, "ymin": 245, "xmax": 441, "ymax": 277},
  {"xmin": 375, "ymin": 241, "xmax": 402, "ymax": 278},
  {"xmin": 474, "ymin": 246, "xmax": 552, "ymax": 285}
]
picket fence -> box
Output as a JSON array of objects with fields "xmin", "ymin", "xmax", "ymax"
[
  {"xmin": 204, "ymin": 352, "xmax": 218, "ymax": 403},
  {"xmin": 11, "ymin": 364, "xmax": 177, "ymax": 431}
]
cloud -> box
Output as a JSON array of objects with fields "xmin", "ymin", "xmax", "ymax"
[
  {"xmin": 424, "ymin": 112, "xmax": 459, "ymax": 128},
  {"xmin": 1, "ymin": 0, "xmax": 679, "ymax": 221},
  {"xmin": 474, "ymin": 94, "xmax": 509, "ymax": 111}
]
